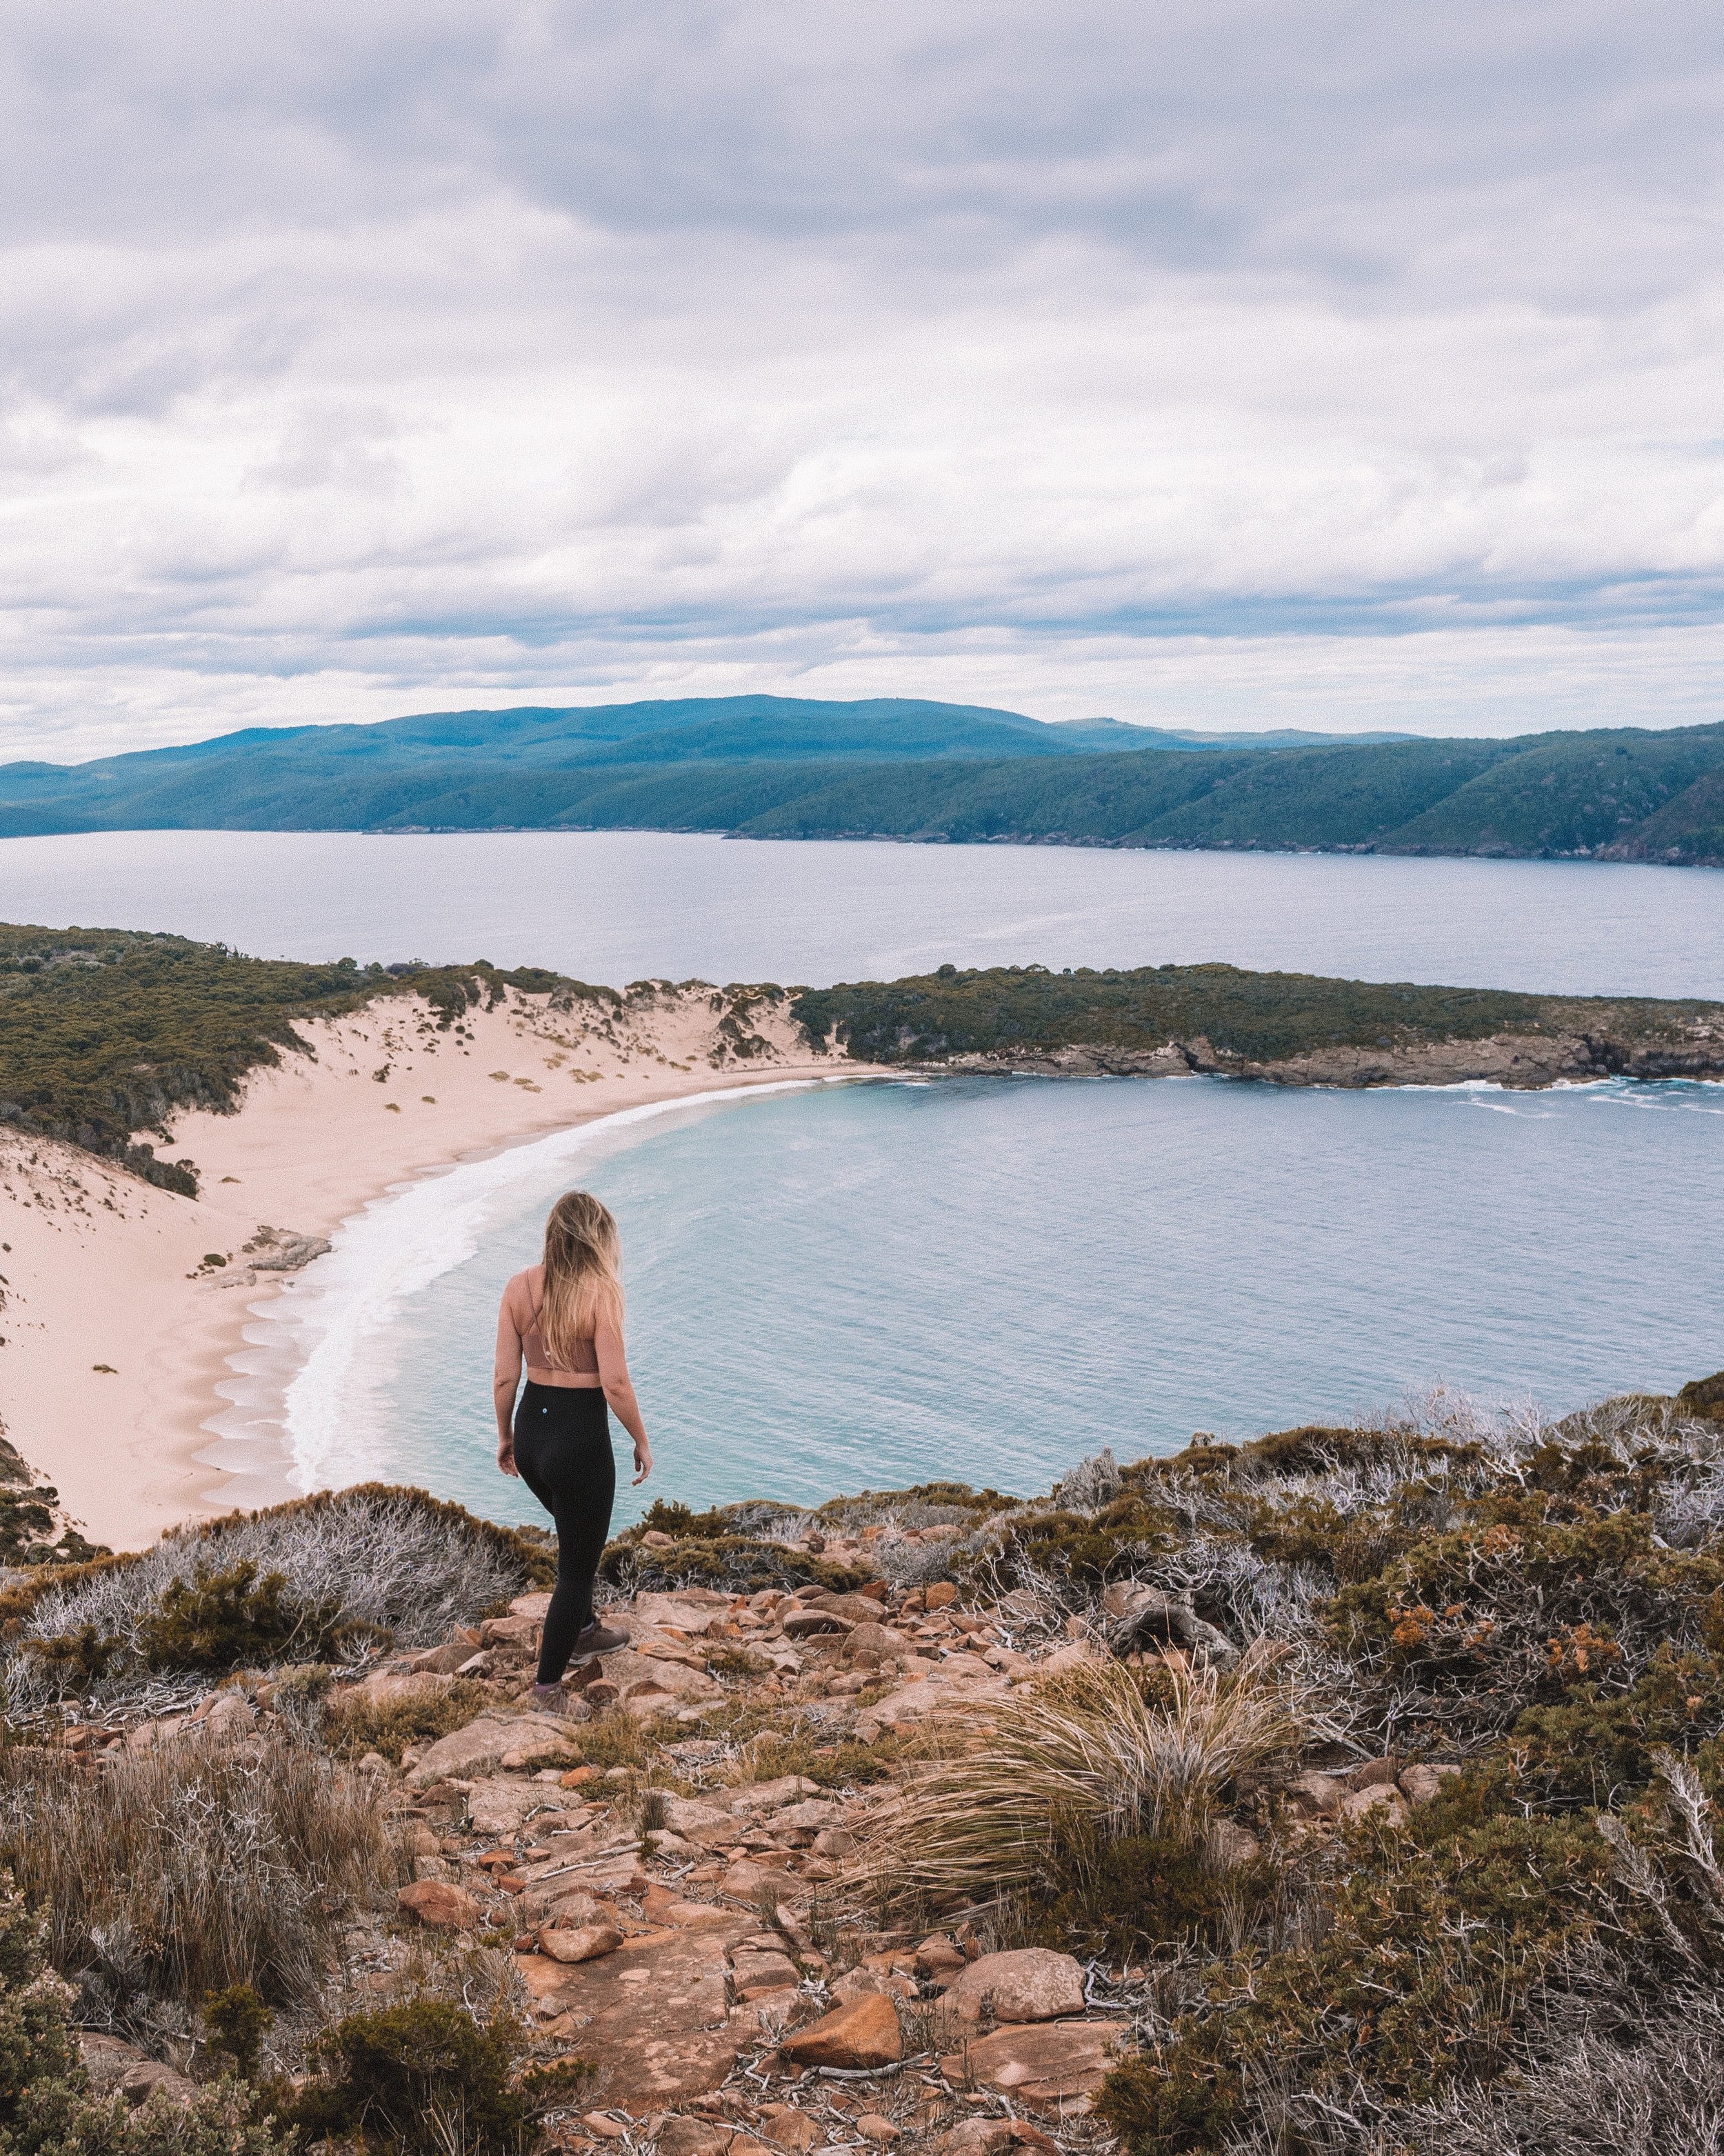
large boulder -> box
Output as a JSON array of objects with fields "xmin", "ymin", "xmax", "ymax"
[
  {"xmin": 839, "ymin": 1623, "xmax": 909, "ymax": 1670},
  {"xmin": 1400, "ymin": 1762, "xmax": 1461, "ymax": 1806},
  {"xmin": 939, "ymin": 1949, "xmax": 1086, "ymax": 2025},
  {"xmin": 1098, "ymin": 1583, "xmax": 1238, "ymax": 1669},
  {"xmin": 634, "ymin": 1590, "xmax": 732, "ymax": 1633}
]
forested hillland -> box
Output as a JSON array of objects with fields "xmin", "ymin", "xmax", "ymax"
[{"xmin": 3, "ymin": 699, "xmax": 1722, "ymax": 864}]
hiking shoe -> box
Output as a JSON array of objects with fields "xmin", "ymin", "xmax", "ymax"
[
  {"xmin": 570, "ymin": 1619, "xmax": 628, "ymax": 1659},
  {"xmin": 530, "ymin": 1681, "xmax": 565, "ymax": 1707}
]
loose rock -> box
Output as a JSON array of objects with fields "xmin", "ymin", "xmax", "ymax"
[
  {"xmin": 778, "ymin": 1990, "xmax": 903, "ymax": 2069},
  {"xmin": 397, "ymin": 1879, "xmax": 483, "ymax": 1928},
  {"xmin": 940, "ymin": 1948, "xmax": 1086, "ymax": 2025}
]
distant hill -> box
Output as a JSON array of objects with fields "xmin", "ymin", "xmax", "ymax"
[{"xmin": 1, "ymin": 695, "xmax": 1719, "ymax": 865}]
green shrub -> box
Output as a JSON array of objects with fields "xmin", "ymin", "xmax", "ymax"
[
  {"xmin": 21, "ymin": 1622, "xmax": 120, "ymax": 1691},
  {"xmin": 1032, "ymin": 1827, "xmax": 1281, "ymax": 1957},
  {"xmin": 1099, "ymin": 1801, "xmax": 1614, "ymax": 2153},
  {"xmin": 288, "ymin": 1997, "xmax": 590, "ymax": 2155},
  {"xmin": 136, "ymin": 1559, "xmax": 356, "ymax": 1673},
  {"xmin": 202, "ymin": 1984, "xmax": 270, "ymax": 2079},
  {"xmin": 0, "ymin": 1487, "xmax": 105, "ymax": 1570},
  {"xmin": 598, "ymin": 1530, "xmax": 868, "ymax": 1595},
  {"xmin": 961, "ymin": 1493, "xmax": 1180, "ymax": 1591},
  {"xmin": 815, "ymin": 1482, "xmax": 1019, "ymax": 1526},
  {"xmin": 1243, "ymin": 1492, "xmax": 1421, "ymax": 1584},
  {"xmin": 1325, "ymin": 1505, "xmax": 1724, "ymax": 1726}
]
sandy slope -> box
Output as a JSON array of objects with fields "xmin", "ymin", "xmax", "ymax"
[{"xmin": 0, "ymin": 984, "xmax": 861, "ymax": 1550}]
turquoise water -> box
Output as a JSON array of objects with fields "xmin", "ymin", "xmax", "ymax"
[{"xmin": 278, "ymin": 1072, "xmax": 1724, "ymax": 1530}]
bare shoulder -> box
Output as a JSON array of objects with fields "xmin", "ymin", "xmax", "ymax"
[{"xmin": 501, "ymin": 1266, "xmax": 541, "ymax": 1314}]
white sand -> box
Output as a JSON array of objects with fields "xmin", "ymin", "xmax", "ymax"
[{"xmin": 0, "ymin": 984, "xmax": 868, "ymax": 1550}]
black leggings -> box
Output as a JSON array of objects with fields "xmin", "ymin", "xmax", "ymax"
[{"xmin": 512, "ymin": 1382, "xmax": 617, "ymax": 1685}]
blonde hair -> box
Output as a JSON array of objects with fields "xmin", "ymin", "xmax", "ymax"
[{"xmin": 537, "ymin": 1190, "xmax": 622, "ymax": 1367}]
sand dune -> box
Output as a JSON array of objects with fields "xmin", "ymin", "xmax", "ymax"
[{"xmin": 0, "ymin": 983, "xmax": 859, "ymax": 1549}]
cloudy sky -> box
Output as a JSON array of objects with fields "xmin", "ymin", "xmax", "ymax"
[{"xmin": 2, "ymin": 0, "xmax": 1721, "ymax": 761}]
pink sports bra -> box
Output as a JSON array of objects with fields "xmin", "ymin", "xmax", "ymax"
[{"xmin": 513, "ymin": 1272, "xmax": 601, "ymax": 1376}]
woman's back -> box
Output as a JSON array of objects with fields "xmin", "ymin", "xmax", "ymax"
[{"xmin": 507, "ymin": 1264, "xmax": 600, "ymax": 1377}]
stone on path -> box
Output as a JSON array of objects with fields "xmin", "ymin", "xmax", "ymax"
[
  {"xmin": 517, "ymin": 1915, "xmax": 759, "ymax": 2105},
  {"xmin": 466, "ymin": 1776, "xmax": 557, "ymax": 1838},
  {"xmin": 777, "ymin": 1990, "xmax": 903, "ymax": 2069},
  {"xmin": 939, "ymin": 1948, "xmax": 1086, "ymax": 2024},
  {"xmin": 397, "ymin": 1879, "xmax": 483, "ymax": 1929}
]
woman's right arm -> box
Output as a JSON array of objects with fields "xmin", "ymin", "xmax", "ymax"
[
  {"xmin": 594, "ymin": 1304, "xmax": 653, "ymax": 1486},
  {"xmin": 493, "ymin": 1281, "xmax": 524, "ymax": 1476}
]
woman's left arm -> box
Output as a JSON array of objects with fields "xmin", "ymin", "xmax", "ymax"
[{"xmin": 594, "ymin": 1308, "xmax": 652, "ymax": 1486}]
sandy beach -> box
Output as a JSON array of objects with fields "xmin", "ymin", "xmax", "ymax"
[{"xmin": 0, "ymin": 982, "xmax": 863, "ymax": 1550}]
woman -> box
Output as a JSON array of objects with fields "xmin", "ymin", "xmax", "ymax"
[{"xmin": 494, "ymin": 1190, "xmax": 652, "ymax": 1704}]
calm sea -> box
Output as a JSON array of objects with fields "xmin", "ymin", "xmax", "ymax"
[
  {"xmin": 0, "ymin": 826, "xmax": 1721, "ymax": 995},
  {"xmin": 3, "ymin": 827, "xmax": 1715, "ymax": 1523}
]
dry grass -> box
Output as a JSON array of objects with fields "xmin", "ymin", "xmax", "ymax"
[
  {"xmin": 0, "ymin": 1728, "xmax": 405, "ymax": 2028},
  {"xmin": 856, "ymin": 1659, "xmax": 1303, "ymax": 1914}
]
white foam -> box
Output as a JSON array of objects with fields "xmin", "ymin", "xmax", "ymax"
[{"xmin": 268, "ymin": 1080, "xmax": 836, "ymax": 1494}]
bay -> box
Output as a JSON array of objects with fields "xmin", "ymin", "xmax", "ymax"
[{"xmin": 267, "ymin": 1072, "xmax": 1724, "ymax": 1528}]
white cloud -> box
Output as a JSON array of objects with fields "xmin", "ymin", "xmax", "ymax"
[{"xmin": 0, "ymin": 0, "xmax": 1719, "ymax": 760}]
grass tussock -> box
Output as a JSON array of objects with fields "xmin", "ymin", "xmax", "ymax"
[
  {"xmin": 324, "ymin": 1677, "xmax": 492, "ymax": 1764},
  {"xmin": 1, "ymin": 1485, "xmax": 548, "ymax": 1710},
  {"xmin": 859, "ymin": 1659, "xmax": 1303, "ymax": 1917},
  {"xmin": 0, "ymin": 1729, "xmax": 403, "ymax": 2028}
]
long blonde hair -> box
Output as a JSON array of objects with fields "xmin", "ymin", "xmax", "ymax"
[{"xmin": 537, "ymin": 1190, "xmax": 622, "ymax": 1366}]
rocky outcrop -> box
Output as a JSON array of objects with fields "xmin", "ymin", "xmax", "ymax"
[{"xmin": 943, "ymin": 1019, "xmax": 1724, "ymax": 1092}]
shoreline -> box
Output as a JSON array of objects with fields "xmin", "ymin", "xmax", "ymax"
[{"xmin": 0, "ymin": 981, "xmax": 874, "ymax": 1551}]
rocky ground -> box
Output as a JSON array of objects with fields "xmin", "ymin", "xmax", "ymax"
[{"xmin": 48, "ymin": 1541, "xmax": 1452, "ymax": 2155}]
